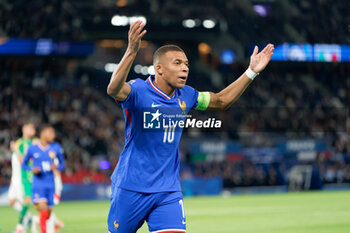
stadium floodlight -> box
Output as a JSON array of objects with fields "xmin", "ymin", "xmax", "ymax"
[
  {"xmin": 182, "ymin": 19, "xmax": 196, "ymax": 28},
  {"xmin": 194, "ymin": 19, "xmax": 201, "ymax": 27},
  {"xmin": 148, "ymin": 65, "xmax": 155, "ymax": 75},
  {"xmin": 111, "ymin": 15, "xmax": 129, "ymax": 26},
  {"xmin": 129, "ymin": 16, "xmax": 147, "ymax": 25},
  {"xmin": 202, "ymin": 19, "xmax": 216, "ymax": 29},
  {"xmin": 111, "ymin": 15, "xmax": 146, "ymax": 26},
  {"xmin": 253, "ymin": 5, "xmax": 267, "ymax": 17},
  {"xmin": 134, "ymin": 64, "xmax": 142, "ymax": 74},
  {"xmin": 104, "ymin": 63, "xmax": 118, "ymax": 73},
  {"xmin": 140, "ymin": 66, "xmax": 149, "ymax": 75}
]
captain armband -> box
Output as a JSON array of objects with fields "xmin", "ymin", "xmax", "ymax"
[{"xmin": 195, "ymin": 92, "xmax": 211, "ymax": 111}]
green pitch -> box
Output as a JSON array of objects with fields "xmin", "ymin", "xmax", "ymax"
[{"xmin": 1, "ymin": 191, "xmax": 349, "ymax": 233}]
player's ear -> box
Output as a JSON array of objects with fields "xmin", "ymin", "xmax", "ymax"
[{"xmin": 155, "ymin": 64, "xmax": 163, "ymax": 76}]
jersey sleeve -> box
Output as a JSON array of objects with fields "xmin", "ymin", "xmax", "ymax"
[
  {"xmin": 14, "ymin": 139, "xmax": 23, "ymax": 156},
  {"xmin": 116, "ymin": 78, "xmax": 144, "ymax": 110},
  {"xmin": 55, "ymin": 145, "xmax": 65, "ymax": 171},
  {"xmin": 22, "ymin": 145, "xmax": 33, "ymax": 171},
  {"xmin": 184, "ymin": 85, "xmax": 199, "ymax": 110}
]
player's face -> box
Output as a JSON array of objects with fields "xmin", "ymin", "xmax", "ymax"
[
  {"xmin": 23, "ymin": 124, "xmax": 36, "ymax": 138},
  {"xmin": 41, "ymin": 127, "xmax": 56, "ymax": 143},
  {"xmin": 158, "ymin": 51, "xmax": 189, "ymax": 89}
]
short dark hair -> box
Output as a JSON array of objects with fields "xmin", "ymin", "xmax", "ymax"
[
  {"xmin": 40, "ymin": 124, "xmax": 54, "ymax": 133},
  {"xmin": 153, "ymin": 45, "xmax": 184, "ymax": 65}
]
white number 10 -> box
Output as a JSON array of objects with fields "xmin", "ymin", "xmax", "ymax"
[
  {"xmin": 163, "ymin": 126, "xmax": 175, "ymax": 143},
  {"xmin": 42, "ymin": 161, "xmax": 51, "ymax": 172}
]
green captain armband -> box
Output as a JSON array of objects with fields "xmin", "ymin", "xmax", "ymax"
[{"xmin": 195, "ymin": 91, "xmax": 211, "ymax": 110}]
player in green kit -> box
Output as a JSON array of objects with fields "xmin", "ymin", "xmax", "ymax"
[{"xmin": 12, "ymin": 123, "xmax": 39, "ymax": 233}]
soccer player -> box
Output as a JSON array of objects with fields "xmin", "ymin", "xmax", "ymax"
[
  {"xmin": 106, "ymin": 21, "xmax": 274, "ymax": 233},
  {"xmin": 46, "ymin": 141, "xmax": 65, "ymax": 233},
  {"xmin": 8, "ymin": 140, "xmax": 26, "ymax": 233},
  {"xmin": 9, "ymin": 123, "xmax": 38, "ymax": 233},
  {"xmin": 22, "ymin": 126, "xmax": 65, "ymax": 233}
]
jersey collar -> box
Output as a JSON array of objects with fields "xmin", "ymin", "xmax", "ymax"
[
  {"xmin": 38, "ymin": 143, "xmax": 50, "ymax": 151},
  {"xmin": 147, "ymin": 76, "xmax": 172, "ymax": 100}
]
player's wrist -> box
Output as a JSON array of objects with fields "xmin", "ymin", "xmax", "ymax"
[
  {"xmin": 245, "ymin": 66, "xmax": 259, "ymax": 80},
  {"xmin": 125, "ymin": 48, "xmax": 138, "ymax": 57}
]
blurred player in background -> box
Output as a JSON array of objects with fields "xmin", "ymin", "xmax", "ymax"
[
  {"xmin": 106, "ymin": 21, "xmax": 274, "ymax": 233},
  {"xmin": 9, "ymin": 123, "xmax": 39, "ymax": 233},
  {"xmin": 22, "ymin": 126, "xmax": 65, "ymax": 233},
  {"xmin": 46, "ymin": 141, "xmax": 65, "ymax": 233}
]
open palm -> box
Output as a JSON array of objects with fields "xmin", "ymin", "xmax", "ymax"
[{"xmin": 249, "ymin": 44, "xmax": 274, "ymax": 73}]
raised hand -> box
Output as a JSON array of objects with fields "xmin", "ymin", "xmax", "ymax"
[
  {"xmin": 249, "ymin": 44, "xmax": 274, "ymax": 73},
  {"xmin": 127, "ymin": 21, "xmax": 147, "ymax": 54}
]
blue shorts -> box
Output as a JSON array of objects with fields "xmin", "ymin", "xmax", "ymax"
[
  {"xmin": 32, "ymin": 185, "xmax": 55, "ymax": 207},
  {"xmin": 108, "ymin": 187, "xmax": 186, "ymax": 233}
]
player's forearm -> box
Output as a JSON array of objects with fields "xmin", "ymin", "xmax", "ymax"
[
  {"xmin": 21, "ymin": 157, "xmax": 31, "ymax": 171},
  {"xmin": 107, "ymin": 49, "xmax": 137, "ymax": 97},
  {"xmin": 216, "ymin": 73, "xmax": 252, "ymax": 110},
  {"xmin": 58, "ymin": 158, "xmax": 65, "ymax": 171}
]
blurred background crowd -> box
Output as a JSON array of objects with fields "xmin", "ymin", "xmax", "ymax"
[{"xmin": 0, "ymin": 0, "xmax": 349, "ymax": 190}]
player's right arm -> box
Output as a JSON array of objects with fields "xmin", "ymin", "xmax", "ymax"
[
  {"xmin": 107, "ymin": 21, "xmax": 147, "ymax": 101},
  {"xmin": 21, "ymin": 146, "xmax": 33, "ymax": 171},
  {"xmin": 13, "ymin": 139, "xmax": 24, "ymax": 163}
]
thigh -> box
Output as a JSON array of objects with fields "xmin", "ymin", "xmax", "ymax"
[
  {"xmin": 45, "ymin": 186, "xmax": 55, "ymax": 208},
  {"xmin": 8, "ymin": 183, "xmax": 23, "ymax": 202},
  {"xmin": 23, "ymin": 181, "xmax": 32, "ymax": 198},
  {"xmin": 108, "ymin": 187, "xmax": 153, "ymax": 233},
  {"xmin": 147, "ymin": 192, "xmax": 186, "ymax": 233}
]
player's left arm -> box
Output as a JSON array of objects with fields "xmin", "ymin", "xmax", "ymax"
[
  {"xmin": 55, "ymin": 147, "xmax": 65, "ymax": 171},
  {"xmin": 198, "ymin": 44, "xmax": 274, "ymax": 111}
]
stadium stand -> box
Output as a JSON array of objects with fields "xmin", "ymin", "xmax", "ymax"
[
  {"xmin": 0, "ymin": 58, "xmax": 349, "ymax": 188},
  {"xmin": 0, "ymin": 0, "xmax": 349, "ymax": 190}
]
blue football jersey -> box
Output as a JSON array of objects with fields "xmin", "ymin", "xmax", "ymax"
[
  {"xmin": 112, "ymin": 76, "xmax": 198, "ymax": 193},
  {"xmin": 22, "ymin": 143, "xmax": 65, "ymax": 188}
]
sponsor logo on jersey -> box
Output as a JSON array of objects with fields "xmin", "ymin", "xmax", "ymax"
[{"xmin": 151, "ymin": 102, "xmax": 161, "ymax": 107}]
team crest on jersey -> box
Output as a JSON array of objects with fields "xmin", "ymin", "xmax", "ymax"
[
  {"xmin": 49, "ymin": 151, "xmax": 56, "ymax": 158},
  {"xmin": 178, "ymin": 98, "xmax": 186, "ymax": 115},
  {"xmin": 114, "ymin": 220, "xmax": 119, "ymax": 230},
  {"xmin": 128, "ymin": 80, "xmax": 136, "ymax": 85}
]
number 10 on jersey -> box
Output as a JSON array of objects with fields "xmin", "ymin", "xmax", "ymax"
[{"xmin": 163, "ymin": 125, "xmax": 175, "ymax": 143}]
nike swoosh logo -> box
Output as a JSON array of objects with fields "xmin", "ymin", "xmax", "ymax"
[
  {"xmin": 151, "ymin": 103, "xmax": 161, "ymax": 107},
  {"xmin": 182, "ymin": 220, "xmax": 186, "ymax": 225}
]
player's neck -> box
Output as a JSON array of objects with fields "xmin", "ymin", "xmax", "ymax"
[
  {"xmin": 39, "ymin": 139, "xmax": 49, "ymax": 149},
  {"xmin": 153, "ymin": 76, "xmax": 175, "ymax": 97},
  {"xmin": 22, "ymin": 135, "xmax": 31, "ymax": 141}
]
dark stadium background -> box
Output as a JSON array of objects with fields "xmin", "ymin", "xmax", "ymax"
[{"xmin": 0, "ymin": 0, "xmax": 349, "ymax": 203}]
